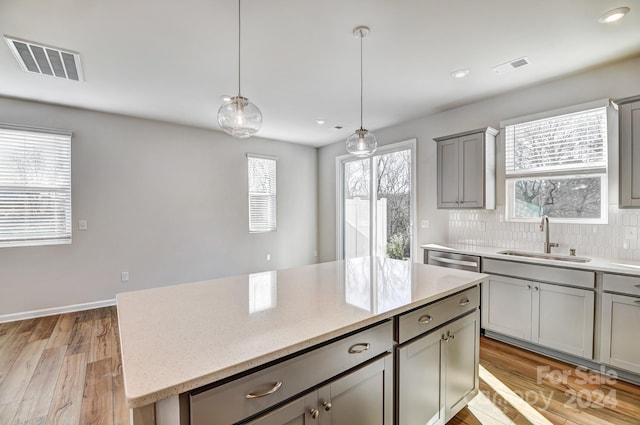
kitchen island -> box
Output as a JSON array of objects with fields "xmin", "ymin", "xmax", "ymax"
[{"xmin": 117, "ymin": 256, "xmax": 488, "ymax": 425}]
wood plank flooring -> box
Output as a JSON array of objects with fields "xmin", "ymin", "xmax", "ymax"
[{"xmin": 1, "ymin": 307, "xmax": 639, "ymax": 425}]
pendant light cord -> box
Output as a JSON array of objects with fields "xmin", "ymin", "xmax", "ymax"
[
  {"xmin": 238, "ymin": 0, "xmax": 242, "ymax": 96},
  {"xmin": 359, "ymin": 31, "xmax": 363, "ymax": 130}
]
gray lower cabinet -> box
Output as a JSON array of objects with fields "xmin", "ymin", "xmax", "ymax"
[
  {"xmin": 397, "ymin": 291, "xmax": 480, "ymax": 425},
  {"xmin": 618, "ymin": 95, "xmax": 640, "ymax": 207},
  {"xmin": 247, "ymin": 355, "xmax": 393, "ymax": 425},
  {"xmin": 434, "ymin": 127, "xmax": 497, "ymax": 209},
  {"xmin": 482, "ymin": 274, "xmax": 595, "ymax": 359},
  {"xmin": 600, "ymin": 274, "xmax": 640, "ymax": 374}
]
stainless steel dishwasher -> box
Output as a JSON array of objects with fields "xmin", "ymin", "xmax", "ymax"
[{"xmin": 425, "ymin": 249, "xmax": 481, "ymax": 272}]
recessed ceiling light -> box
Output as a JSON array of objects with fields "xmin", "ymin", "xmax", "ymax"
[
  {"xmin": 450, "ymin": 69, "xmax": 470, "ymax": 79},
  {"xmin": 315, "ymin": 118, "xmax": 326, "ymax": 125},
  {"xmin": 598, "ymin": 7, "xmax": 630, "ymax": 23},
  {"xmin": 332, "ymin": 125, "xmax": 344, "ymax": 130}
]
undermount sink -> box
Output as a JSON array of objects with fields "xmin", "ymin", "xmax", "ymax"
[{"xmin": 497, "ymin": 250, "xmax": 592, "ymax": 263}]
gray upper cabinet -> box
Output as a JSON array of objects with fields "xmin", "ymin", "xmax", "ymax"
[
  {"xmin": 618, "ymin": 95, "xmax": 640, "ymax": 207},
  {"xmin": 435, "ymin": 127, "xmax": 498, "ymax": 209}
]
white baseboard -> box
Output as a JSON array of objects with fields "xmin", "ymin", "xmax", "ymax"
[{"xmin": 0, "ymin": 299, "xmax": 116, "ymax": 323}]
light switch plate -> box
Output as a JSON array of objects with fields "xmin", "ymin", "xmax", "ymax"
[
  {"xmin": 78, "ymin": 220, "xmax": 88, "ymax": 231},
  {"xmin": 421, "ymin": 219, "xmax": 430, "ymax": 229}
]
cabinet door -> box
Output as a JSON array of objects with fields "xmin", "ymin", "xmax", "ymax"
[
  {"xmin": 397, "ymin": 331, "xmax": 444, "ymax": 425},
  {"xmin": 531, "ymin": 283, "xmax": 594, "ymax": 359},
  {"xmin": 318, "ymin": 355, "xmax": 392, "ymax": 425},
  {"xmin": 437, "ymin": 138, "xmax": 460, "ymax": 208},
  {"xmin": 600, "ymin": 293, "xmax": 640, "ymax": 374},
  {"xmin": 443, "ymin": 311, "xmax": 479, "ymax": 421},
  {"xmin": 620, "ymin": 100, "xmax": 640, "ymax": 207},
  {"xmin": 246, "ymin": 393, "xmax": 318, "ymax": 425},
  {"xmin": 459, "ymin": 133, "xmax": 484, "ymax": 208},
  {"xmin": 481, "ymin": 276, "xmax": 532, "ymax": 340}
]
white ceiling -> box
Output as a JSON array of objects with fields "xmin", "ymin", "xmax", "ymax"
[{"xmin": 1, "ymin": 0, "xmax": 639, "ymax": 147}]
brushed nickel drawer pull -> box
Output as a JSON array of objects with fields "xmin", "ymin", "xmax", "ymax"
[
  {"xmin": 309, "ymin": 408, "xmax": 319, "ymax": 419},
  {"xmin": 458, "ymin": 298, "xmax": 470, "ymax": 306},
  {"xmin": 635, "ymin": 284, "xmax": 640, "ymax": 288},
  {"xmin": 418, "ymin": 314, "xmax": 433, "ymax": 324},
  {"xmin": 245, "ymin": 381, "xmax": 283, "ymax": 399},
  {"xmin": 322, "ymin": 401, "xmax": 332, "ymax": 411},
  {"xmin": 442, "ymin": 333, "xmax": 449, "ymax": 342},
  {"xmin": 348, "ymin": 343, "xmax": 370, "ymax": 354},
  {"xmin": 634, "ymin": 300, "xmax": 640, "ymax": 304}
]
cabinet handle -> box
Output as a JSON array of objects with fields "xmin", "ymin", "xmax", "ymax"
[
  {"xmin": 245, "ymin": 381, "xmax": 283, "ymax": 399},
  {"xmin": 442, "ymin": 334, "xmax": 449, "ymax": 342},
  {"xmin": 348, "ymin": 343, "xmax": 370, "ymax": 354},
  {"xmin": 634, "ymin": 300, "xmax": 640, "ymax": 304},
  {"xmin": 322, "ymin": 401, "xmax": 332, "ymax": 411},
  {"xmin": 309, "ymin": 408, "xmax": 319, "ymax": 419},
  {"xmin": 418, "ymin": 314, "xmax": 433, "ymax": 324},
  {"xmin": 635, "ymin": 284, "xmax": 640, "ymax": 289},
  {"xmin": 526, "ymin": 284, "xmax": 531, "ymax": 290},
  {"xmin": 442, "ymin": 331, "xmax": 454, "ymax": 342},
  {"xmin": 534, "ymin": 286, "xmax": 539, "ymax": 291},
  {"xmin": 458, "ymin": 298, "xmax": 470, "ymax": 306},
  {"xmin": 448, "ymin": 330, "xmax": 455, "ymax": 340}
]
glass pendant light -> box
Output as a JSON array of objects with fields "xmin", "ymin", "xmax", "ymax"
[
  {"xmin": 217, "ymin": 0, "xmax": 262, "ymax": 138},
  {"xmin": 346, "ymin": 26, "xmax": 377, "ymax": 157}
]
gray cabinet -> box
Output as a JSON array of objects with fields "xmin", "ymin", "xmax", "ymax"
[
  {"xmin": 247, "ymin": 355, "xmax": 393, "ymax": 425},
  {"xmin": 618, "ymin": 95, "xmax": 640, "ymax": 207},
  {"xmin": 190, "ymin": 321, "xmax": 393, "ymax": 425},
  {"xmin": 435, "ymin": 127, "xmax": 497, "ymax": 209},
  {"xmin": 481, "ymin": 272, "xmax": 595, "ymax": 359},
  {"xmin": 397, "ymin": 287, "xmax": 480, "ymax": 425},
  {"xmin": 600, "ymin": 274, "xmax": 640, "ymax": 374}
]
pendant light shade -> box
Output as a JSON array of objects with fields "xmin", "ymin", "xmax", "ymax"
[
  {"xmin": 346, "ymin": 26, "xmax": 377, "ymax": 157},
  {"xmin": 217, "ymin": 0, "xmax": 262, "ymax": 138},
  {"xmin": 218, "ymin": 96, "xmax": 262, "ymax": 138}
]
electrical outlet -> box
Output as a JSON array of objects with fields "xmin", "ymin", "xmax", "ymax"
[
  {"xmin": 624, "ymin": 226, "xmax": 637, "ymax": 240},
  {"xmin": 121, "ymin": 271, "xmax": 129, "ymax": 282},
  {"xmin": 421, "ymin": 219, "xmax": 430, "ymax": 229},
  {"xmin": 78, "ymin": 220, "xmax": 88, "ymax": 231}
]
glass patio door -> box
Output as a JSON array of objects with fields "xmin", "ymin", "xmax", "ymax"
[{"xmin": 340, "ymin": 140, "xmax": 415, "ymax": 261}]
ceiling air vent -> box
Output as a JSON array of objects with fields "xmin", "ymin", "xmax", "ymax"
[
  {"xmin": 4, "ymin": 36, "xmax": 83, "ymax": 82},
  {"xmin": 492, "ymin": 57, "xmax": 530, "ymax": 75}
]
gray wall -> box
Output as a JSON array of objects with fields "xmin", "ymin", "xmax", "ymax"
[
  {"xmin": 318, "ymin": 56, "xmax": 640, "ymax": 263},
  {"xmin": 0, "ymin": 97, "xmax": 318, "ymax": 316}
]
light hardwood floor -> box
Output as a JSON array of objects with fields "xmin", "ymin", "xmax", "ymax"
[{"xmin": 0, "ymin": 307, "xmax": 639, "ymax": 425}]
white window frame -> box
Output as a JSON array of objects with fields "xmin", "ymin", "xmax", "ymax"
[
  {"xmin": 247, "ymin": 153, "xmax": 277, "ymax": 233},
  {"xmin": 0, "ymin": 123, "xmax": 72, "ymax": 247},
  {"xmin": 502, "ymin": 100, "xmax": 610, "ymax": 224}
]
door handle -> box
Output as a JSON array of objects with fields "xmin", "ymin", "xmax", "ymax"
[
  {"xmin": 348, "ymin": 343, "xmax": 370, "ymax": 354},
  {"xmin": 245, "ymin": 381, "xmax": 283, "ymax": 399}
]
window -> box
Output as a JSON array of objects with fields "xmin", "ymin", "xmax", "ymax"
[
  {"xmin": 247, "ymin": 154, "xmax": 277, "ymax": 233},
  {"xmin": 0, "ymin": 124, "xmax": 72, "ymax": 247},
  {"xmin": 504, "ymin": 102, "xmax": 608, "ymax": 223}
]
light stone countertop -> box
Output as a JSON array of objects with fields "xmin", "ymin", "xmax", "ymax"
[
  {"xmin": 421, "ymin": 243, "xmax": 640, "ymax": 277},
  {"xmin": 116, "ymin": 256, "xmax": 487, "ymax": 409}
]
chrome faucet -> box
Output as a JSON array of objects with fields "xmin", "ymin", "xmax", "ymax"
[{"xmin": 539, "ymin": 215, "xmax": 559, "ymax": 254}]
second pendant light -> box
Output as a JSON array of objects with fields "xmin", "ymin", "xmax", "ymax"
[{"xmin": 346, "ymin": 25, "xmax": 377, "ymax": 157}]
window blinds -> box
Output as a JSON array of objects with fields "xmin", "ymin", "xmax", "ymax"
[
  {"xmin": 505, "ymin": 107, "xmax": 607, "ymax": 176},
  {"xmin": 248, "ymin": 154, "xmax": 277, "ymax": 233},
  {"xmin": 0, "ymin": 125, "xmax": 72, "ymax": 246}
]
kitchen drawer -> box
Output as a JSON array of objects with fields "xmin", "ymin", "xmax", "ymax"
[
  {"xmin": 483, "ymin": 259, "xmax": 595, "ymax": 289},
  {"xmin": 190, "ymin": 320, "xmax": 393, "ymax": 425},
  {"xmin": 603, "ymin": 273, "xmax": 640, "ymax": 297},
  {"xmin": 397, "ymin": 286, "xmax": 479, "ymax": 344}
]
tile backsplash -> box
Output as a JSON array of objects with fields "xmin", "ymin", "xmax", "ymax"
[{"xmin": 448, "ymin": 205, "xmax": 640, "ymax": 259}]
